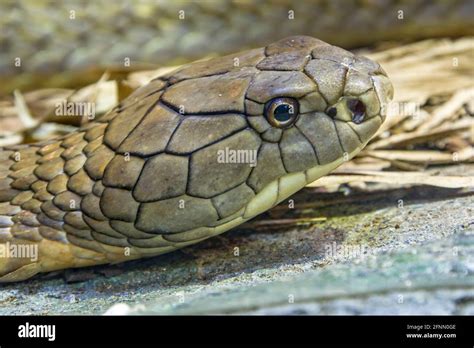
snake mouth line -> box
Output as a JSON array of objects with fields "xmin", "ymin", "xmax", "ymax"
[{"xmin": 242, "ymin": 142, "xmax": 368, "ymax": 220}]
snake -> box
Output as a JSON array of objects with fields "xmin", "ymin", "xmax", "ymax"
[{"xmin": 0, "ymin": 35, "xmax": 394, "ymax": 282}]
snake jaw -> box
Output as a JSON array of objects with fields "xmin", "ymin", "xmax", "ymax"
[{"xmin": 242, "ymin": 142, "xmax": 367, "ymax": 221}]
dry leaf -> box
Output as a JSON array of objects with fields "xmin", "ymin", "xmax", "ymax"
[{"xmin": 308, "ymin": 171, "xmax": 474, "ymax": 189}]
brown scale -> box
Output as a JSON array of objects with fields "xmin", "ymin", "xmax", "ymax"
[
  {"xmin": 82, "ymin": 216, "xmax": 124, "ymax": 239},
  {"xmin": 248, "ymin": 143, "xmax": 287, "ymax": 192},
  {"xmin": 132, "ymin": 154, "xmax": 187, "ymax": 202}
]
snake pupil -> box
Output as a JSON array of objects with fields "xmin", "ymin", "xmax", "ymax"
[
  {"xmin": 274, "ymin": 104, "xmax": 292, "ymax": 122},
  {"xmin": 265, "ymin": 97, "xmax": 299, "ymax": 128},
  {"xmin": 347, "ymin": 99, "xmax": 366, "ymax": 124}
]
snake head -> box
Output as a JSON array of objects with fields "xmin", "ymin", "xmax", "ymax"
[
  {"xmin": 102, "ymin": 35, "xmax": 394, "ymax": 230},
  {"xmin": 152, "ymin": 36, "xmax": 393, "ymax": 220},
  {"xmin": 243, "ymin": 36, "xmax": 394, "ymax": 171},
  {"xmin": 236, "ymin": 36, "xmax": 394, "ymax": 213}
]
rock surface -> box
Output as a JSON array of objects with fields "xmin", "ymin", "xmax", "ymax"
[{"xmin": 0, "ymin": 183, "xmax": 472, "ymax": 315}]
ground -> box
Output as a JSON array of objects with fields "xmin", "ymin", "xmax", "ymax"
[{"xmin": 0, "ymin": 164, "xmax": 472, "ymax": 315}]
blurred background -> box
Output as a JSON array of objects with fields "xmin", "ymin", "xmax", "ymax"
[{"xmin": 1, "ymin": 0, "xmax": 473, "ymax": 93}]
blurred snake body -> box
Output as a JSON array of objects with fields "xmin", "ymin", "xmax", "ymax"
[{"xmin": 1, "ymin": 0, "xmax": 473, "ymax": 93}]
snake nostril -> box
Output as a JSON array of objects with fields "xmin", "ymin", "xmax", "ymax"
[
  {"xmin": 347, "ymin": 99, "xmax": 366, "ymax": 124},
  {"xmin": 327, "ymin": 107, "xmax": 337, "ymax": 118}
]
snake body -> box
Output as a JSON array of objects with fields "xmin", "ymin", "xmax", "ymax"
[
  {"xmin": 0, "ymin": 35, "xmax": 393, "ymax": 282},
  {"xmin": 1, "ymin": 0, "xmax": 472, "ymax": 93}
]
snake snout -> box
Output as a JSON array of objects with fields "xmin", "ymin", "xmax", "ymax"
[
  {"xmin": 304, "ymin": 61, "xmax": 394, "ymax": 158},
  {"xmin": 371, "ymin": 74, "xmax": 394, "ymax": 121}
]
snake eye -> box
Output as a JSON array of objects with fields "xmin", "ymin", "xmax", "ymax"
[
  {"xmin": 264, "ymin": 97, "xmax": 299, "ymax": 128},
  {"xmin": 347, "ymin": 99, "xmax": 366, "ymax": 124}
]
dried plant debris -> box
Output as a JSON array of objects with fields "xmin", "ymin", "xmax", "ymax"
[
  {"xmin": 0, "ymin": 75, "xmax": 118, "ymax": 145},
  {"xmin": 0, "ymin": 38, "xmax": 473, "ymax": 193},
  {"xmin": 309, "ymin": 171, "xmax": 474, "ymax": 189}
]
